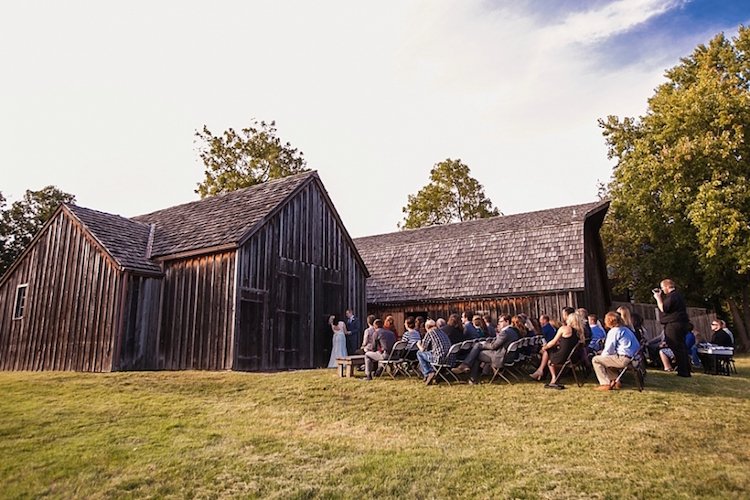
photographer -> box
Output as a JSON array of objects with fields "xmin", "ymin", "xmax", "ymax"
[{"xmin": 653, "ymin": 279, "xmax": 691, "ymax": 377}]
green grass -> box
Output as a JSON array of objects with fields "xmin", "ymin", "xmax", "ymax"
[{"xmin": 1, "ymin": 358, "xmax": 749, "ymax": 499}]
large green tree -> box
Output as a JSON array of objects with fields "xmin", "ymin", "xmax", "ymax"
[
  {"xmin": 400, "ymin": 158, "xmax": 500, "ymax": 229},
  {"xmin": 600, "ymin": 26, "xmax": 750, "ymax": 349},
  {"xmin": 194, "ymin": 119, "xmax": 309, "ymax": 198},
  {"xmin": 0, "ymin": 186, "xmax": 76, "ymax": 276}
]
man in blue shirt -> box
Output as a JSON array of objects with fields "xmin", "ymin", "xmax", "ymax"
[
  {"xmin": 592, "ymin": 312, "xmax": 640, "ymax": 390},
  {"xmin": 539, "ymin": 314, "xmax": 556, "ymax": 342}
]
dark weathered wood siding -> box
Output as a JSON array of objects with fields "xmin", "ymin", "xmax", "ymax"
[
  {"xmin": 157, "ymin": 251, "xmax": 237, "ymax": 370},
  {"xmin": 369, "ymin": 292, "xmax": 584, "ymax": 336},
  {"xmin": 236, "ymin": 181, "xmax": 368, "ymax": 370},
  {"xmin": 116, "ymin": 274, "xmax": 162, "ymax": 370},
  {"xmin": 0, "ymin": 211, "xmax": 124, "ymax": 371}
]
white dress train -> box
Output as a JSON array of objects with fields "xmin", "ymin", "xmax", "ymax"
[{"xmin": 328, "ymin": 321, "xmax": 348, "ymax": 368}]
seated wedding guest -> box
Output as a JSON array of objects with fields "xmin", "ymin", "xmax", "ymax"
[
  {"xmin": 462, "ymin": 311, "xmax": 479, "ymax": 338},
  {"xmin": 511, "ymin": 315, "xmax": 529, "ymax": 337},
  {"xmin": 539, "ymin": 315, "xmax": 557, "ymax": 342},
  {"xmin": 436, "ymin": 318, "xmax": 447, "ymax": 329},
  {"xmin": 415, "ymin": 316, "xmax": 426, "ymax": 336},
  {"xmin": 384, "ymin": 315, "xmax": 398, "ymax": 337},
  {"xmin": 529, "ymin": 310, "xmax": 584, "ymax": 382},
  {"xmin": 710, "ymin": 320, "xmax": 733, "ymax": 347},
  {"xmin": 442, "ymin": 314, "xmax": 465, "ymax": 344},
  {"xmin": 518, "ymin": 313, "xmax": 536, "ymax": 336},
  {"xmin": 356, "ymin": 314, "xmax": 377, "ymax": 355},
  {"xmin": 417, "ymin": 319, "xmax": 454, "ymax": 385},
  {"xmin": 577, "ymin": 308, "xmax": 593, "ymax": 344},
  {"xmin": 632, "ymin": 312, "xmax": 648, "ymax": 344},
  {"xmin": 483, "ymin": 314, "xmax": 497, "ymax": 337},
  {"xmin": 402, "ymin": 316, "xmax": 421, "ymax": 347},
  {"xmin": 470, "ymin": 315, "xmax": 488, "ymax": 338},
  {"xmin": 588, "ymin": 314, "xmax": 606, "ymax": 351},
  {"xmin": 363, "ymin": 319, "xmax": 395, "ymax": 381},
  {"xmin": 720, "ymin": 319, "xmax": 734, "ymax": 345},
  {"xmin": 451, "ymin": 314, "xmax": 518, "ymax": 384},
  {"xmin": 592, "ymin": 312, "xmax": 639, "ymax": 390}
]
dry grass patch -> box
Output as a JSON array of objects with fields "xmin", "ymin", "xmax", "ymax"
[{"xmin": 1, "ymin": 358, "xmax": 749, "ymax": 498}]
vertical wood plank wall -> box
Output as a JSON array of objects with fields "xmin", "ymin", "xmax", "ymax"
[
  {"xmin": 117, "ymin": 275, "xmax": 162, "ymax": 370},
  {"xmin": 237, "ymin": 182, "xmax": 368, "ymax": 370},
  {"xmin": 0, "ymin": 211, "xmax": 124, "ymax": 371},
  {"xmin": 158, "ymin": 251, "xmax": 236, "ymax": 370},
  {"xmin": 368, "ymin": 292, "xmax": 584, "ymax": 336}
]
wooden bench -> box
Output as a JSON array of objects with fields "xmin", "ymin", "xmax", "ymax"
[{"xmin": 336, "ymin": 355, "xmax": 365, "ymax": 377}]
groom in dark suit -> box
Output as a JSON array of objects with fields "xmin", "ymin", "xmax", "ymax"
[{"xmin": 345, "ymin": 308, "xmax": 361, "ymax": 354}]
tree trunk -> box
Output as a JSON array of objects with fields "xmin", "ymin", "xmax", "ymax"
[{"xmin": 727, "ymin": 296, "xmax": 749, "ymax": 352}]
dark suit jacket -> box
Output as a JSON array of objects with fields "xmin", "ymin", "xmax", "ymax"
[{"xmin": 346, "ymin": 316, "xmax": 361, "ymax": 335}]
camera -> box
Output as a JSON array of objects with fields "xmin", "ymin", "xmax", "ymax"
[{"xmin": 652, "ymin": 288, "xmax": 661, "ymax": 294}]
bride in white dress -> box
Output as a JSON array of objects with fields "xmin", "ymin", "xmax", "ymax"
[{"xmin": 327, "ymin": 315, "xmax": 348, "ymax": 368}]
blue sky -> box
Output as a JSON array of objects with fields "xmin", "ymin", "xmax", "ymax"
[{"xmin": 1, "ymin": 0, "xmax": 749, "ymax": 237}]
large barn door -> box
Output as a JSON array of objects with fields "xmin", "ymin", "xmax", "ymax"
[
  {"xmin": 236, "ymin": 289, "xmax": 267, "ymax": 371},
  {"xmin": 313, "ymin": 267, "xmax": 343, "ymax": 367},
  {"xmin": 274, "ymin": 258, "xmax": 311, "ymax": 369}
]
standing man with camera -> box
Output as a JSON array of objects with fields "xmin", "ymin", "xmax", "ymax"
[{"xmin": 653, "ymin": 279, "xmax": 691, "ymax": 377}]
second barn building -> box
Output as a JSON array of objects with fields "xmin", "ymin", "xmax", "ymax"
[{"xmin": 353, "ymin": 201, "xmax": 610, "ymax": 332}]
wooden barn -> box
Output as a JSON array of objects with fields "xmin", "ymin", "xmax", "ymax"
[
  {"xmin": 0, "ymin": 171, "xmax": 368, "ymax": 372},
  {"xmin": 353, "ymin": 201, "xmax": 610, "ymax": 333}
]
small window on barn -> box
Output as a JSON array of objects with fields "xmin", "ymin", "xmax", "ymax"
[{"xmin": 13, "ymin": 284, "xmax": 28, "ymax": 319}]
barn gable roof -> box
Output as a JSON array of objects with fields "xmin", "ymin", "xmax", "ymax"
[
  {"xmin": 65, "ymin": 205, "xmax": 162, "ymax": 275},
  {"xmin": 132, "ymin": 171, "xmax": 314, "ymax": 258},
  {"xmin": 353, "ymin": 201, "xmax": 609, "ymax": 305}
]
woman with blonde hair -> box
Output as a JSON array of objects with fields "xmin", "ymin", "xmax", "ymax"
[
  {"xmin": 529, "ymin": 310, "xmax": 585, "ymax": 383},
  {"xmin": 617, "ymin": 305, "xmax": 634, "ymax": 330}
]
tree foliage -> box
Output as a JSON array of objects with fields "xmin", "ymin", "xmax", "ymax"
[
  {"xmin": 0, "ymin": 186, "xmax": 76, "ymax": 276},
  {"xmin": 194, "ymin": 120, "xmax": 309, "ymax": 198},
  {"xmin": 600, "ymin": 26, "xmax": 750, "ymax": 348},
  {"xmin": 400, "ymin": 159, "xmax": 500, "ymax": 229}
]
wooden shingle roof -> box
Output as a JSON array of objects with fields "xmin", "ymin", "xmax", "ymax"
[
  {"xmin": 353, "ymin": 201, "xmax": 609, "ymax": 305},
  {"xmin": 132, "ymin": 171, "xmax": 315, "ymax": 258},
  {"xmin": 66, "ymin": 204, "xmax": 162, "ymax": 275}
]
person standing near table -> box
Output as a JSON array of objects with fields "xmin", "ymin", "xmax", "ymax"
[{"xmin": 653, "ymin": 278, "xmax": 691, "ymax": 377}]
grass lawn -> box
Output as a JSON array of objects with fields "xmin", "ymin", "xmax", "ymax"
[{"xmin": 1, "ymin": 357, "xmax": 749, "ymax": 499}]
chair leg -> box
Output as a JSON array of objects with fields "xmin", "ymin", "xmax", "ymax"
[{"xmin": 490, "ymin": 368, "xmax": 512, "ymax": 385}]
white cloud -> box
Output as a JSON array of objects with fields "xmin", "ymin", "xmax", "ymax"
[{"xmin": 0, "ymin": 0, "xmax": 720, "ymax": 237}]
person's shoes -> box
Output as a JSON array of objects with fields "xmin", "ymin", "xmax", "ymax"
[
  {"xmin": 425, "ymin": 371, "xmax": 437, "ymax": 386},
  {"xmin": 529, "ymin": 372, "xmax": 542, "ymax": 381},
  {"xmin": 361, "ymin": 375, "xmax": 372, "ymax": 382},
  {"xmin": 374, "ymin": 367, "xmax": 383, "ymax": 377},
  {"xmin": 610, "ymin": 380, "xmax": 622, "ymax": 390},
  {"xmin": 357, "ymin": 365, "xmax": 365, "ymax": 371},
  {"xmin": 468, "ymin": 378, "xmax": 477, "ymax": 385},
  {"xmin": 677, "ymin": 372, "xmax": 692, "ymax": 378},
  {"xmin": 594, "ymin": 384, "xmax": 611, "ymax": 391},
  {"xmin": 451, "ymin": 363, "xmax": 470, "ymax": 374},
  {"xmin": 545, "ymin": 383, "xmax": 564, "ymax": 390}
]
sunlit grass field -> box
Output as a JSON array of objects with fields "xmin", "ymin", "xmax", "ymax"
[{"xmin": 1, "ymin": 357, "xmax": 749, "ymax": 499}]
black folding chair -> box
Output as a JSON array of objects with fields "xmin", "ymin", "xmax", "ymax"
[
  {"xmin": 430, "ymin": 343, "xmax": 462, "ymax": 385},
  {"xmin": 377, "ymin": 340, "xmax": 409, "ymax": 379},
  {"xmin": 548, "ymin": 342, "xmax": 586, "ymax": 387},
  {"xmin": 491, "ymin": 338, "xmax": 524, "ymax": 384},
  {"xmin": 614, "ymin": 345, "xmax": 647, "ymax": 391}
]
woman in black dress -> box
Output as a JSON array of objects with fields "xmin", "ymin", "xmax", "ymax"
[{"xmin": 530, "ymin": 310, "xmax": 585, "ymax": 383}]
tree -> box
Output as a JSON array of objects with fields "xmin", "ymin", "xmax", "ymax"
[
  {"xmin": 400, "ymin": 159, "xmax": 500, "ymax": 229},
  {"xmin": 194, "ymin": 119, "xmax": 309, "ymax": 198},
  {"xmin": 600, "ymin": 26, "xmax": 750, "ymax": 349},
  {"xmin": 0, "ymin": 186, "xmax": 76, "ymax": 276}
]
